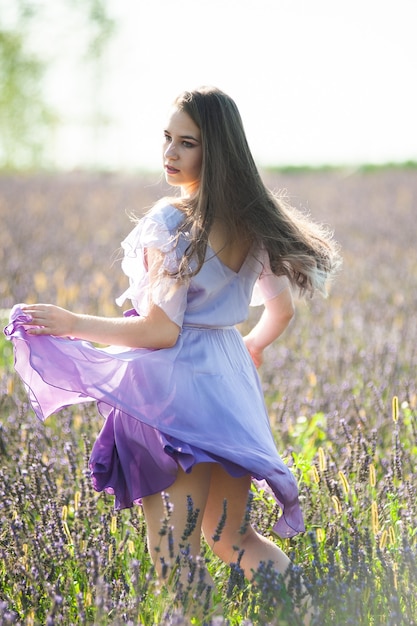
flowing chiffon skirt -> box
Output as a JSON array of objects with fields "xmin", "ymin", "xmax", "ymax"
[{"xmin": 5, "ymin": 305, "xmax": 305, "ymax": 538}]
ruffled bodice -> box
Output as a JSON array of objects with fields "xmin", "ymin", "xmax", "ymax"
[{"xmin": 115, "ymin": 203, "xmax": 289, "ymax": 327}]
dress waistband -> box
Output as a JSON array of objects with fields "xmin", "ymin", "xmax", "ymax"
[{"xmin": 182, "ymin": 324, "xmax": 235, "ymax": 331}]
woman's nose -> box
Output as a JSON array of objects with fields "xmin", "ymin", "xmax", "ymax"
[{"xmin": 164, "ymin": 142, "xmax": 177, "ymax": 159}]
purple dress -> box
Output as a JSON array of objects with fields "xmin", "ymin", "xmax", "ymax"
[{"xmin": 4, "ymin": 203, "xmax": 304, "ymax": 538}]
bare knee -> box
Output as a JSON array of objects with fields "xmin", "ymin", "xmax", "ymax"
[{"xmin": 204, "ymin": 523, "xmax": 257, "ymax": 565}]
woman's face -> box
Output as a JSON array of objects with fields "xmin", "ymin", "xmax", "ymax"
[{"xmin": 163, "ymin": 108, "xmax": 202, "ymax": 197}]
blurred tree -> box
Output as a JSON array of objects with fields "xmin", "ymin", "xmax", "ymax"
[
  {"xmin": 0, "ymin": 4, "xmax": 54, "ymax": 169},
  {"xmin": 0, "ymin": 0, "xmax": 116, "ymax": 170},
  {"xmin": 79, "ymin": 0, "xmax": 117, "ymax": 167},
  {"xmin": 82, "ymin": 0, "xmax": 116, "ymax": 61}
]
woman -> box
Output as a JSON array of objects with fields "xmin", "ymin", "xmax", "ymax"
[{"xmin": 6, "ymin": 86, "xmax": 340, "ymax": 622}]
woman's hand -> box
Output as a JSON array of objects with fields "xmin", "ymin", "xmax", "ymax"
[
  {"xmin": 22, "ymin": 304, "xmax": 77, "ymax": 337},
  {"xmin": 243, "ymin": 286, "xmax": 295, "ymax": 368},
  {"xmin": 243, "ymin": 336, "xmax": 264, "ymax": 368}
]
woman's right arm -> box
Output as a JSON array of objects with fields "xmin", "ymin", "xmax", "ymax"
[
  {"xmin": 21, "ymin": 248, "xmax": 182, "ymax": 349},
  {"xmin": 22, "ymin": 302, "xmax": 180, "ymax": 349}
]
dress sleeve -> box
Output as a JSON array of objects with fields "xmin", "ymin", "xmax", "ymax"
[
  {"xmin": 250, "ymin": 248, "xmax": 290, "ymax": 307},
  {"xmin": 115, "ymin": 210, "xmax": 188, "ymax": 328}
]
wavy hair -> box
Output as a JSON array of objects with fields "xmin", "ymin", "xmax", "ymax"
[{"xmin": 168, "ymin": 86, "xmax": 341, "ymax": 296}]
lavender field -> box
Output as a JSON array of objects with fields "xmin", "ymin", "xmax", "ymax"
[{"xmin": 0, "ymin": 168, "xmax": 416, "ymax": 625}]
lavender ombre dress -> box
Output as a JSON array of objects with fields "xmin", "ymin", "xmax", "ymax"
[{"xmin": 5, "ymin": 203, "xmax": 304, "ymax": 538}]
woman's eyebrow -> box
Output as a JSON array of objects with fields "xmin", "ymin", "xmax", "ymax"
[
  {"xmin": 181, "ymin": 134, "xmax": 200, "ymax": 142},
  {"xmin": 164, "ymin": 130, "xmax": 200, "ymax": 142}
]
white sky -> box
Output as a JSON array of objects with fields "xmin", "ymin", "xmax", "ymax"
[{"xmin": 33, "ymin": 0, "xmax": 417, "ymax": 170}]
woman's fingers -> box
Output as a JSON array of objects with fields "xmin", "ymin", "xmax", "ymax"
[{"xmin": 21, "ymin": 304, "xmax": 73, "ymax": 336}]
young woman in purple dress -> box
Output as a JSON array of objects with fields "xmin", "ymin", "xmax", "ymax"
[{"xmin": 6, "ymin": 86, "xmax": 340, "ymax": 622}]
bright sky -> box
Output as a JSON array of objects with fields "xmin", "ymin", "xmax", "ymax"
[{"xmin": 40, "ymin": 0, "xmax": 417, "ymax": 170}]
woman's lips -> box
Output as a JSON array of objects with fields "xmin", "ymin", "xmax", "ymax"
[{"xmin": 165, "ymin": 164, "xmax": 180, "ymax": 174}]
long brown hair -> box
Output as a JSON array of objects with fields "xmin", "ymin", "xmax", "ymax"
[{"xmin": 168, "ymin": 86, "xmax": 341, "ymax": 296}]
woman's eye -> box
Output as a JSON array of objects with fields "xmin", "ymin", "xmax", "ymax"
[{"xmin": 163, "ymin": 135, "xmax": 195, "ymax": 148}]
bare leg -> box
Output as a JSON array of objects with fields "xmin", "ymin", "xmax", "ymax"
[
  {"xmin": 142, "ymin": 463, "xmax": 218, "ymax": 616},
  {"xmin": 202, "ymin": 465, "xmax": 312, "ymax": 624},
  {"xmin": 202, "ymin": 466, "xmax": 290, "ymax": 576}
]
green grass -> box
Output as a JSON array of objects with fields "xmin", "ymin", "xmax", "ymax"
[
  {"xmin": 1, "ymin": 313, "xmax": 13, "ymax": 367},
  {"xmin": 263, "ymin": 160, "xmax": 417, "ymax": 175}
]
